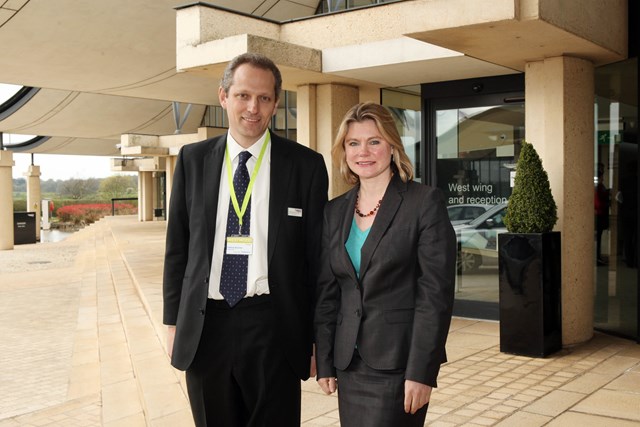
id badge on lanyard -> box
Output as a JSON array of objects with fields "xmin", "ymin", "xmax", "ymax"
[
  {"xmin": 226, "ymin": 235, "xmax": 253, "ymax": 255},
  {"xmin": 224, "ymin": 132, "xmax": 270, "ymax": 257}
]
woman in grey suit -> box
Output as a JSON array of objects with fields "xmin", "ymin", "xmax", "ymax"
[{"xmin": 314, "ymin": 102, "xmax": 456, "ymax": 426}]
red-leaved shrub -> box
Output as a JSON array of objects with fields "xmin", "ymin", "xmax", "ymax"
[{"xmin": 55, "ymin": 203, "xmax": 137, "ymax": 225}]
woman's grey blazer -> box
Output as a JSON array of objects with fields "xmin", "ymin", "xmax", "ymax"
[{"xmin": 314, "ymin": 174, "xmax": 456, "ymax": 387}]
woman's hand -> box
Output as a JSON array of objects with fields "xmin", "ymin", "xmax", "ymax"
[
  {"xmin": 404, "ymin": 380, "xmax": 432, "ymax": 414},
  {"xmin": 167, "ymin": 326, "xmax": 176, "ymax": 358},
  {"xmin": 317, "ymin": 377, "xmax": 337, "ymax": 395},
  {"xmin": 309, "ymin": 344, "xmax": 317, "ymax": 378}
]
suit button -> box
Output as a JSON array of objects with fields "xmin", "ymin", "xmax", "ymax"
[
  {"xmin": 200, "ymin": 308, "xmax": 205, "ymax": 315},
  {"xmin": 355, "ymin": 309, "xmax": 361, "ymax": 317},
  {"xmin": 204, "ymin": 277, "xmax": 209, "ymax": 284}
]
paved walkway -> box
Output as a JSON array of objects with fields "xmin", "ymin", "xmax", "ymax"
[{"xmin": 0, "ymin": 215, "xmax": 639, "ymax": 426}]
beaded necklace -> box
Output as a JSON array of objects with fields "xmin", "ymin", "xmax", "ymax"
[{"xmin": 355, "ymin": 195, "xmax": 382, "ymax": 218}]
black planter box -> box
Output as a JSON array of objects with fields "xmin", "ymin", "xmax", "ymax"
[
  {"xmin": 14, "ymin": 211, "xmax": 37, "ymax": 245},
  {"xmin": 498, "ymin": 232, "xmax": 562, "ymax": 357}
]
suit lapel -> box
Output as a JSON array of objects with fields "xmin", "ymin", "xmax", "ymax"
[
  {"xmin": 204, "ymin": 136, "xmax": 226, "ymax": 263},
  {"xmin": 339, "ymin": 187, "xmax": 359, "ymax": 282},
  {"xmin": 359, "ymin": 175, "xmax": 406, "ymax": 280},
  {"xmin": 268, "ymin": 134, "xmax": 291, "ymax": 264}
]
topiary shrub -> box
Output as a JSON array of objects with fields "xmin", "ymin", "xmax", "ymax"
[{"xmin": 504, "ymin": 141, "xmax": 558, "ymax": 233}]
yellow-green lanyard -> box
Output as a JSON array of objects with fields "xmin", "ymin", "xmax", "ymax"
[{"xmin": 225, "ymin": 131, "xmax": 270, "ymax": 231}]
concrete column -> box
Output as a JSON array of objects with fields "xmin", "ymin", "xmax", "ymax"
[
  {"xmin": 137, "ymin": 173, "xmax": 143, "ymax": 222},
  {"xmin": 152, "ymin": 171, "xmax": 159, "ymax": 220},
  {"xmin": 165, "ymin": 156, "xmax": 177, "ymax": 222},
  {"xmin": 138, "ymin": 171, "xmax": 154, "ymax": 222},
  {"xmin": 315, "ymin": 83, "xmax": 359, "ymax": 198},
  {"xmin": 0, "ymin": 151, "xmax": 14, "ymax": 250},
  {"xmin": 296, "ymin": 84, "xmax": 317, "ymax": 150},
  {"xmin": 525, "ymin": 56, "xmax": 595, "ymax": 346},
  {"xmin": 24, "ymin": 165, "xmax": 42, "ymax": 241}
]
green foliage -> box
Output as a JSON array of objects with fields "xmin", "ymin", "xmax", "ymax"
[
  {"xmin": 42, "ymin": 179, "xmax": 63, "ymax": 193},
  {"xmin": 13, "ymin": 198, "xmax": 27, "ymax": 211},
  {"xmin": 11, "ymin": 175, "xmax": 139, "ymax": 229},
  {"xmin": 12, "ymin": 178, "xmax": 26, "ymax": 192},
  {"xmin": 57, "ymin": 178, "xmax": 100, "ymax": 199},
  {"xmin": 504, "ymin": 141, "xmax": 558, "ymax": 233},
  {"xmin": 99, "ymin": 175, "xmax": 138, "ymax": 199}
]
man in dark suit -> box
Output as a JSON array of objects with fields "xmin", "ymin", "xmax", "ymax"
[{"xmin": 163, "ymin": 53, "xmax": 328, "ymax": 427}]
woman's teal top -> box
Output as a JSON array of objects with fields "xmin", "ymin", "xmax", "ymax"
[{"xmin": 345, "ymin": 217, "xmax": 370, "ymax": 278}]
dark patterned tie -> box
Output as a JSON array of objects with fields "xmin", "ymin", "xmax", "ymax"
[{"xmin": 219, "ymin": 151, "xmax": 252, "ymax": 307}]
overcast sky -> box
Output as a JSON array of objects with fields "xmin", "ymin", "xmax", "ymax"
[{"xmin": 11, "ymin": 152, "xmax": 121, "ymax": 181}]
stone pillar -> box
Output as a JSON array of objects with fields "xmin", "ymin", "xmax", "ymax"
[
  {"xmin": 24, "ymin": 165, "xmax": 42, "ymax": 241},
  {"xmin": 138, "ymin": 171, "xmax": 154, "ymax": 222},
  {"xmin": 525, "ymin": 56, "xmax": 595, "ymax": 346},
  {"xmin": 165, "ymin": 156, "xmax": 177, "ymax": 222},
  {"xmin": 137, "ymin": 173, "xmax": 144, "ymax": 222},
  {"xmin": 297, "ymin": 84, "xmax": 317, "ymax": 150},
  {"xmin": 315, "ymin": 83, "xmax": 359, "ymax": 198},
  {"xmin": 0, "ymin": 151, "xmax": 14, "ymax": 250}
]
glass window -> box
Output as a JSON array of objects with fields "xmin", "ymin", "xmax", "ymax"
[
  {"xmin": 316, "ymin": 0, "xmax": 397, "ymax": 14},
  {"xmin": 594, "ymin": 57, "xmax": 638, "ymax": 340},
  {"xmin": 272, "ymin": 91, "xmax": 297, "ymax": 141},
  {"xmin": 201, "ymin": 91, "xmax": 297, "ymax": 141},
  {"xmin": 381, "ymin": 86, "xmax": 421, "ymax": 181}
]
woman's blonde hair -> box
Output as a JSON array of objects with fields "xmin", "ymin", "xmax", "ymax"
[{"xmin": 332, "ymin": 102, "xmax": 414, "ymax": 185}]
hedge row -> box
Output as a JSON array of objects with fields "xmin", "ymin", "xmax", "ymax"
[
  {"xmin": 56, "ymin": 203, "xmax": 138, "ymax": 225},
  {"xmin": 13, "ymin": 197, "xmax": 138, "ymax": 218}
]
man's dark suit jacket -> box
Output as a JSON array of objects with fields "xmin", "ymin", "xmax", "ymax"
[
  {"xmin": 163, "ymin": 132, "xmax": 328, "ymax": 380},
  {"xmin": 315, "ymin": 175, "xmax": 456, "ymax": 387}
]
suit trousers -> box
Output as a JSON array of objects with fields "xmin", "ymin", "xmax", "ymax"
[
  {"xmin": 336, "ymin": 350, "xmax": 428, "ymax": 427},
  {"xmin": 186, "ymin": 296, "xmax": 300, "ymax": 427}
]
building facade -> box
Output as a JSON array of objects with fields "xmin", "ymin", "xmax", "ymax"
[
  {"xmin": 1, "ymin": 0, "xmax": 636, "ymax": 345},
  {"xmin": 149, "ymin": 0, "xmax": 636, "ymax": 346}
]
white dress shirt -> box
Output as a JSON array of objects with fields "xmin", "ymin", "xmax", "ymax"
[{"xmin": 209, "ymin": 131, "xmax": 271, "ymax": 299}]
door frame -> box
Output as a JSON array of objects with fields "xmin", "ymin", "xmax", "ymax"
[{"xmin": 421, "ymin": 74, "xmax": 524, "ymax": 320}]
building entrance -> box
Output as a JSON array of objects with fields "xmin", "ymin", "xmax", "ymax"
[{"xmin": 423, "ymin": 75, "xmax": 524, "ymax": 320}]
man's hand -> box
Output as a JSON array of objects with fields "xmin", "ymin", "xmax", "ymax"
[
  {"xmin": 317, "ymin": 377, "xmax": 337, "ymax": 395},
  {"xmin": 167, "ymin": 326, "xmax": 176, "ymax": 358},
  {"xmin": 404, "ymin": 380, "xmax": 431, "ymax": 414}
]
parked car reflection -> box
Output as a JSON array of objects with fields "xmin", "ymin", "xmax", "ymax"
[
  {"xmin": 447, "ymin": 203, "xmax": 491, "ymax": 226},
  {"xmin": 454, "ymin": 203, "xmax": 508, "ymax": 273}
]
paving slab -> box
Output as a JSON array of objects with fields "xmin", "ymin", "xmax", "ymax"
[{"xmin": 0, "ymin": 215, "xmax": 639, "ymax": 426}]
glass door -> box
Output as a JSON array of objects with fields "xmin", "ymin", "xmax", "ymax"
[
  {"xmin": 423, "ymin": 75, "xmax": 524, "ymax": 320},
  {"xmin": 594, "ymin": 57, "xmax": 638, "ymax": 341}
]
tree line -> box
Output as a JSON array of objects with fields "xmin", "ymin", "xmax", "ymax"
[{"xmin": 13, "ymin": 175, "xmax": 138, "ymax": 200}]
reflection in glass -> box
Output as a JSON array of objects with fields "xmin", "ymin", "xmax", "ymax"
[
  {"xmin": 382, "ymin": 87, "xmax": 421, "ymax": 181},
  {"xmin": 437, "ymin": 102, "xmax": 524, "ymax": 316},
  {"xmin": 273, "ymin": 91, "xmax": 297, "ymax": 141},
  {"xmin": 594, "ymin": 58, "xmax": 638, "ymax": 340},
  {"xmin": 316, "ymin": 0, "xmax": 395, "ymax": 14}
]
